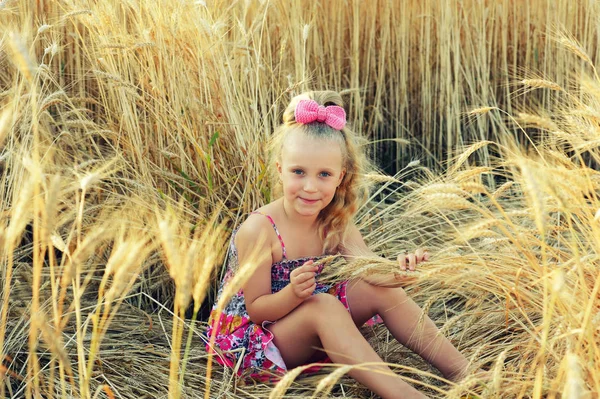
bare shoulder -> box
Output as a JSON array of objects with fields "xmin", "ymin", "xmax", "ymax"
[{"xmin": 235, "ymin": 213, "xmax": 275, "ymax": 251}]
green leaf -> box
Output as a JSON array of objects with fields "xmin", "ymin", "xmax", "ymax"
[
  {"xmin": 209, "ymin": 131, "xmax": 219, "ymax": 147},
  {"xmin": 178, "ymin": 169, "xmax": 200, "ymax": 191},
  {"xmin": 204, "ymin": 154, "xmax": 213, "ymax": 191}
]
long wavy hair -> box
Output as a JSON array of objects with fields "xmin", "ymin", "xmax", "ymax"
[{"xmin": 268, "ymin": 91, "xmax": 373, "ymax": 254}]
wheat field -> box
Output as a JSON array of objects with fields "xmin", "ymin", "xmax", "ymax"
[{"xmin": 1, "ymin": 0, "xmax": 599, "ymax": 398}]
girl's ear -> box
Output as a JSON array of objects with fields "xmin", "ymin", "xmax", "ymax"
[
  {"xmin": 276, "ymin": 161, "xmax": 282, "ymax": 176},
  {"xmin": 338, "ymin": 168, "xmax": 346, "ymax": 186}
]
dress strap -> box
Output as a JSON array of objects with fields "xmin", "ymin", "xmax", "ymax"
[{"xmin": 251, "ymin": 211, "xmax": 288, "ymax": 260}]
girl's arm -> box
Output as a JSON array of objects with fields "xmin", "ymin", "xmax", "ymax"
[
  {"xmin": 238, "ymin": 216, "xmax": 316, "ymax": 325},
  {"xmin": 341, "ymin": 224, "xmax": 429, "ymax": 287}
]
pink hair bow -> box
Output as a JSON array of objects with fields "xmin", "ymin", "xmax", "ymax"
[{"xmin": 294, "ymin": 99, "xmax": 346, "ymax": 130}]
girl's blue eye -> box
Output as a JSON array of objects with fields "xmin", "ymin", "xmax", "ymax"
[
  {"xmin": 293, "ymin": 169, "xmax": 304, "ymax": 175},
  {"xmin": 319, "ymin": 172, "xmax": 332, "ymax": 177}
]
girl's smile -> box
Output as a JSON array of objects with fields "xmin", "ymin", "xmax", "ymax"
[{"xmin": 299, "ymin": 197, "xmax": 319, "ymax": 204}]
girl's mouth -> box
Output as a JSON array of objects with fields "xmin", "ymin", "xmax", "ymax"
[{"xmin": 299, "ymin": 197, "xmax": 319, "ymax": 204}]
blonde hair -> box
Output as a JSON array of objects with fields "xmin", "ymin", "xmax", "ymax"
[{"xmin": 268, "ymin": 91, "xmax": 373, "ymax": 254}]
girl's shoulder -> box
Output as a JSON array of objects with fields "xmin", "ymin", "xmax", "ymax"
[
  {"xmin": 233, "ymin": 204, "xmax": 281, "ymax": 256},
  {"xmin": 238, "ymin": 201, "xmax": 280, "ymax": 232},
  {"xmin": 235, "ymin": 212, "xmax": 276, "ymax": 245}
]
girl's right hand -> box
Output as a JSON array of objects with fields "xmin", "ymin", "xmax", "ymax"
[{"xmin": 290, "ymin": 260, "xmax": 318, "ymax": 299}]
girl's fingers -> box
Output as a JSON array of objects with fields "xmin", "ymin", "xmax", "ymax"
[
  {"xmin": 423, "ymin": 251, "xmax": 430, "ymax": 261},
  {"xmin": 293, "ymin": 271, "xmax": 315, "ymax": 285},
  {"xmin": 415, "ymin": 248, "xmax": 425, "ymax": 262},
  {"xmin": 291, "ymin": 263, "xmax": 317, "ymax": 279},
  {"xmin": 397, "ymin": 253, "xmax": 407, "ymax": 271},
  {"xmin": 299, "ymin": 276, "xmax": 316, "ymax": 289},
  {"xmin": 397, "ymin": 248, "xmax": 431, "ymax": 274},
  {"xmin": 302, "ymin": 281, "xmax": 317, "ymax": 292},
  {"xmin": 296, "ymin": 261, "xmax": 318, "ymax": 274},
  {"xmin": 301, "ymin": 283, "xmax": 316, "ymax": 296},
  {"xmin": 407, "ymin": 253, "xmax": 417, "ymax": 271}
]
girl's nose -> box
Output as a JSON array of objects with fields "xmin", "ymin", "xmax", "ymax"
[{"xmin": 304, "ymin": 178, "xmax": 317, "ymax": 192}]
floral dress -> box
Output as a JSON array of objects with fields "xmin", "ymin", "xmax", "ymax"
[{"xmin": 206, "ymin": 212, "xmax": 381, "ymax": 383}]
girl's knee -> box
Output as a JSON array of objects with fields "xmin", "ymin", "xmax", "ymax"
[
  {"xmin": 303, "ymin": 293, "xmax": 349, "ymax": 324},
  {"xmin": 306, "ymin": 292, "xmax": 345, "ymax": 309}
]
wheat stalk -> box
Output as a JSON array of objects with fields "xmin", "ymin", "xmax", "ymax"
[
  {"xmin": 468, "ymin": 106, "xmax": 498, "ymax": 115},
  {"xmin": 453, "ymin": 166, "xmax": 494, "ymax": 182},
  {"xmin": 521, "ymin": 79, "xmax": 563, "ymax": 91},
  {"xmin": 312, "ymin": 364, "xmax": 353, "ymax": 397},
  {"xmin": 449, "ymin": 141, "xmax": 494, "ymax": 175},
  {"xmin": 561, "ymin": 352, "xmax": 587, "ymax": 398},
  {"xmin": 558, "ymin": 35, "xmax": 593, "ymax": 66},
  {"xmin": 516, "ymin": 112, "xmax": 558, "ymax": 131},
  {"xmin": 363, "ymin": 173, "xmax": 400, "ymax": 183},
  {"xmin": 419, "ymin": 183, "xmax": 465, "ymax": 196},
  {"xmin": 459, "ymin": 182, "xmax": 489, "ymax": 194},
  {"xmin": 423, "ymin": 193, "xmax": 473, "ymax": 210},
  {"xmin": 62, "ymin": 9, "xmax": 92, "ymax": 19},
  {"xmin": 269, "ymin": 364, "xmax": 314, "ymax": 398}
]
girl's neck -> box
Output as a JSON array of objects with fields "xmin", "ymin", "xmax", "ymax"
[{"xmin": 280, "ymin": 198, "xmax": 320, "ymax": 231}]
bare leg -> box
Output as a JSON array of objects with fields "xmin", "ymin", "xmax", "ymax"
[
  {"xmin": 345, "ymin": 279, "xmax": 471, "ymax": 381},
  {"xmin": 269, "ymin": 293, "xmax": 428, "ymax": 399}
]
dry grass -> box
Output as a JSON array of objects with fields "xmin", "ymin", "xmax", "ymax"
[{"xmin": 1, "ymin": 0, "xmax": 600, "ymax": 398}]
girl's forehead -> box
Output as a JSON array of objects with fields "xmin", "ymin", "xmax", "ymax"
[{"xmin": 281, "ymin": 131, "xmax": 344, "ymax": 167}]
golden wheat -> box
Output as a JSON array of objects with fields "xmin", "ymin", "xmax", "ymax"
[
  {"xmin": 468, "ymin": 106, "xmax": 498, "ymax": 116},
  {"xmin": 521, "ymin": 79, "xmax": 563, "ymax": 91},
  {"xmin": 516, "ymin": 112, "xmax": 559, "ymax": 131},
  {"xmin": 422, "ymin": 193, "xmax": 473, "ymax": 210},
  {"xmin": 312, "ymin": 364, "xmax": 354, "ymax": 397},
  {"xmin": 458, "ymin": 182, "xmax": 489, "ymax": 194},
  {"xmin": 449, "ymin": 141, "xmax": 494, "ymax": 175},
  {"xmin": 268, "ymin": 364, "xmax": 314, "ymax": 399},
  {"xmin": 419, "ymin": 183, "xmax": 465, "ymax": 196}
]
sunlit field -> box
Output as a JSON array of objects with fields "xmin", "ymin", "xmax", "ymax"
[{"xmin": 1, "ymin": 0, "xmax": 599, "ymax": 398}]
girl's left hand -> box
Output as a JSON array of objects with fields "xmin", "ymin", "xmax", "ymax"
[{"xmin": 397, "ymin": 248, "xmax": 430, "ymax": 272}]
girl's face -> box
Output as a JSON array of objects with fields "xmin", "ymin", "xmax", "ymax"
[{"xmin": 277, "ymin": 131, "xmax": 346, "ymax": 218}]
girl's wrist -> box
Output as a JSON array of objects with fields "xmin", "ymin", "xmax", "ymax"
[{"xmin": 284, "ymin": 283, "xmax": 306, "ymax": 304}]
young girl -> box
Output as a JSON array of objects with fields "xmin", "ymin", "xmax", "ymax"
[{"xmin": 207, "ymin": 91, "xmax": 474, "ymax": 398}]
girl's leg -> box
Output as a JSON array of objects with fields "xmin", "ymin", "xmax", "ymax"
[
  {"xmin": 269, "ymin": 293, "xmax": 428, "ymax": 399},
  {"xmin": 345, "ymin": 279, "xmax": 470, "ymax": 381}
]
